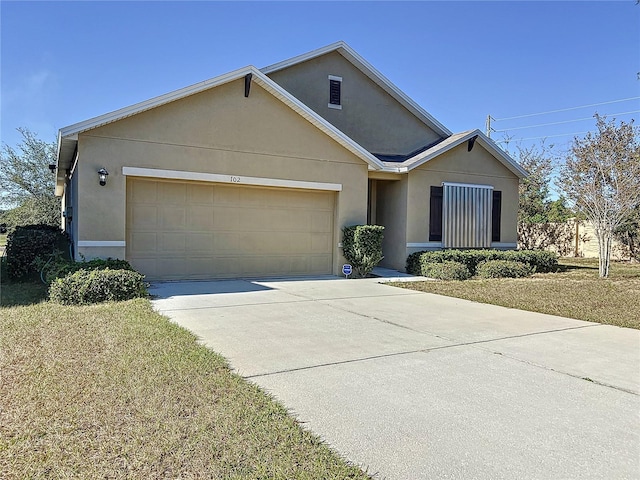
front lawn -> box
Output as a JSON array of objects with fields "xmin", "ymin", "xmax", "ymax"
[
  {"xmin": 0, "ymin": 299, "xmax": 369, "ymax": 478},
  {"xmin": 394, "ymin": 258, "xmax": 640, "ymax": 329},
  {"xmin": 0, "ymin": 258, "xmax": 49, "ymax": 307},
  {"xmin": 0, "ymin": 278, "xmax": 48, "ymax": 307}
]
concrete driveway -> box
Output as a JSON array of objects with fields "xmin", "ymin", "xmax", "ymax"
[{"xmin": 150, "ymin": 275, "xmax": 640, "ymax": 479}]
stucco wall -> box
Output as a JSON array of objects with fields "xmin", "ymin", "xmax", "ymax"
[
  {"xmin": 73, "ymin": 78, "xmax": 369, "ymax": 275},
  {"xmin": 375, "ymin": 178, "xmax": 408, "ymax": 270},
  {"xmin": 407, "ymin": 142, "xmax": 520, "ymax": 249},
  {"xmin": 267, "ymin": 51, "xmax": 441, "ymax": 155}
]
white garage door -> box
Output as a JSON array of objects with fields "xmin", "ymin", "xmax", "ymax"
[{"xmin": 126, "ymin": 178, "xmax": 335, "ymax": 280}]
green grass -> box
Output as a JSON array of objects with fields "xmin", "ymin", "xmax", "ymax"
[
  {"xmin": 0, "ymin": 298, "xmax": 370, "ymax": 479},
  {"xmin": 394, "ymin": 258, "xmax": 640, "ymax": 329}
]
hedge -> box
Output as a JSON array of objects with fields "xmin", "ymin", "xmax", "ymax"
[
  {"xmin": 476, "ymin": 260, "xmax": 533, "ymax": 279},
  {"xmin": 42, "ymin": 258, "xmax": 134, "ymax": 284},
  {"xmin": 342, "ymin": 225, "xmax": 384, "ymax": 278},
  {"xmin": 406, "ymin": 249, "xmax": 558, "ymax": 276},
  {"xmin": 5, "ymin": 225, "xmax": 71, "ymax": 279},
  {"xmin": 422, "ymin": 261, "xmax": 471, "ymax": 281},
  {"xmin": 48, "ymin": 268, "xmax": 147, "ymax": 305}
]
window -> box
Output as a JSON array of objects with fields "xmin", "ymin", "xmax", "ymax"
[
  {"xmin": 328, "ymin": 75, "xmax": 342, "ymax": 109},
  {"xmin": 429, "ymin": 183, "xmax": 502, "ymax": 247}
]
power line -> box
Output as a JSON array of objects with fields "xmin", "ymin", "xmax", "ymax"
[
  {"xmin": 495, "ymin": 131, "xmax": 590, "ymax": 144},
  {"xmin": 492, "ymin": 96, "xmax": 640, "ymax": 122},
  {"xmin": 492, "ymin": 110, "xmax": 640, "ymax": 133}
]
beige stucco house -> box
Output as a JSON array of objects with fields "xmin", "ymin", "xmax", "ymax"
[{"xmin": 55, "ymin": 42, "xmax": 527, "ymax": 280}]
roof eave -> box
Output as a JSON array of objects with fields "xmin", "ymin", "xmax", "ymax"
[
  {"xmin": 476, "ymin": 133, "xmax": 528, "ymax": 178},
  {"xmin": 398, "ymin": 129, "xmax": 528, "ymax": 178},
  {"xmin": 251, "ymin": 71, "xmax": 383, "ymax": 170},
  {"xmin": 56, "ymin": 64, "xmax": 384, "ymax": 180}
]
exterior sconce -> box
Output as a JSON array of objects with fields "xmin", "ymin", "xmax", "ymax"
[
  {"xmin": 98, "ymin": 168, "xmax": 109, "ymax": 186},
  {"xmin": 49, "ymin": 163, "xmax": 56, "ymax": 173}
]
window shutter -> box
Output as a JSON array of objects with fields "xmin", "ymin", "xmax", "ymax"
[
  {"xmin": 442, "ymin": 183, "xmax": 493, "ymax": 248},
  {"xmin": 429, "ymin": 186, "xmax": 443, "ymax": 242},
  {"xmin": 492, "ymin": 190, "xmax": 502, "ymax": 242}
]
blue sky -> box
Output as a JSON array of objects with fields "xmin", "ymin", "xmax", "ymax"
[{"xmin": 1, "ymin": 1, "xmax": 638, "ymax": 156}]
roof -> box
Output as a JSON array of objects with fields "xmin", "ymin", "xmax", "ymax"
[
  {"xmin": 55, "ymin": 42, "xmax": 524, "ymax": 194},
  {"xmin": 378, "ymin": 129, "xmax": 528, "ymax": 178},
  {"xmin": 55, "ymin": 64, "xmax": 385, "ymax": 194},
  {"xmin": 372, "ymin": 139, "xmax": 445, "ymax": 163},
  {"xmin": 261, "ymin": 41, "xmax": 452, "ymax": 139}
]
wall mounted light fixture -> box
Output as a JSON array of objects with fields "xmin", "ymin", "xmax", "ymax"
[
  {"xmin": 98, "ymin": 168, "xmax": 109, "ymax": 186},
  {"xmin": 49, "ymin": 163, "xmax": 56, "ymax": 173}
]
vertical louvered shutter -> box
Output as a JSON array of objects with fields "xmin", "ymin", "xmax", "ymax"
[{"xmin": 442, "ymin": 183, "xmax": 493, "ymax": 248}]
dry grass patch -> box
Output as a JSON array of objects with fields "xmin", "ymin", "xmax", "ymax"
[
  {"xmin": 0, "ymin": 299, "xmax": 369, "ymax": 479},
  {"xmin": 393, "ymin": 258, "xmax": 640, "ymax": 329}
]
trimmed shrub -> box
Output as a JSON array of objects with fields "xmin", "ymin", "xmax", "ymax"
[
  {"xmin": 342, "ymin": 225, "xmax": 384, "ymax": 278},
  {"xmin": 500, "ymin": 250, "xmax": 558, "ymax": 273},
  {"xmin": 422, "ymin": 261, "xmax": 471, "ymax": 281},
  {"xmin": 49, "ymin": 268, "xmax": 147, "ymax": 305},
  {"xmin": 476, "ymin": 260, "xmax": 533, "ymax": 279},
  {"xmin": 406, "ymin": 251, "xmax": 423, "ymax": 276},
  {"xmin": 406, "ymin": 249, "xmax": 558, "ymax": 276},
  {"xmin": 5, "ymin": 225, "xmax": 70, "ymax": 279},
  {"xmin": 42, "ymin": 258, "xmax": 134, "ymax": 284}
]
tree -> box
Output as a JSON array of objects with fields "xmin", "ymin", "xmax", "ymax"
[
  {"xmin": 560, "ymin": 115, "xmax": 640, "ymax": 277},
  {"xmin": 1, "ymin": 196, "xmax": 61, "ymax": 230},
  {"xmin": 512, "ymin": 142, "xmax": 575, "ymax": 251},
  {"xmin": 516, "ymin": 143, "xmax": 555, "ymax": 225},
  {"xmin": 0, "ymin": 128, "xmax": 60, "ymax": 230},
  {"xmin": 614, "ymin": 205, "xmax": 640, "ymax": 261}
]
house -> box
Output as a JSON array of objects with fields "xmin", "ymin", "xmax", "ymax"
[{"xmin": 55, "ymin": 42, "xmax": 527, "ymax": 280}]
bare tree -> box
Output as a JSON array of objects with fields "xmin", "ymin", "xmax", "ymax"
[{"xmin": 560, "ymin": 115, "xmax": 640, "ymax": 277}]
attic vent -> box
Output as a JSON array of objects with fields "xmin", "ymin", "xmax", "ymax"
[{"xmin": 328, "ymin": 75, "xmax": 342, "ymax": 109}]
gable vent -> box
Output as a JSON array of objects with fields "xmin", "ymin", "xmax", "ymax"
[{"xmin": 328, "ymin": 75, "xmax": 342, "ymax": 109}]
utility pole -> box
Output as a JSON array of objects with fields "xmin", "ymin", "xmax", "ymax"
[{"xmin": 485, "ymin": 115, "xmax": 493, "ymax": 138}]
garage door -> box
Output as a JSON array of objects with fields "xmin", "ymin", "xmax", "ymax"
[{"xmin": 126, "ymin": 178, "xmax": 335, "ymax": 280}]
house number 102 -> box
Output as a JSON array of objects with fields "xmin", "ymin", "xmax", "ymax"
[{"xmin": 230, "ymin": 176, "xmax": 241, "ymax": 183}]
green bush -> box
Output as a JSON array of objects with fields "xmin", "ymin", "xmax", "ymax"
[
  {"xmin": 422, "ymin": 261, "xmax": 471, "ymax": 281},
  {"xmin": 342, "ymin": 225, "xmax": 384, "ymax": 278},
  {"xmin": 42, "ymin": 257, "xmax": 134, "ymax": 284},
  {"xmin": 406, "ymin": 251, "xmax": 423, "ymax": 277},
  {"xmin": 48, "ymin": 268, "xmax": 147, "ymax": 305},
  {"xmin": 406, "ymin": 249, "xmax": 558, "ymax": 276},
  {"xmin": 5, "ymin": 225, "xmax": 70, "ymax": 279},
  {"xmin": 476, "ymin": 260, "xmax": 533, "ymax": 279},
  {"xmin": 500, "ymin": 250, "xmax": 558, "ymax": 273}
]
